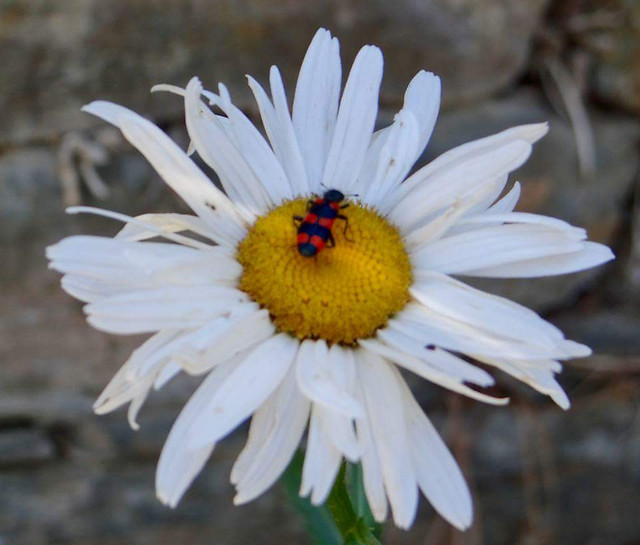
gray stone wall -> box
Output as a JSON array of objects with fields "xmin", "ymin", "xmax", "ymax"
[{"xmin": 1, "ymin": 1, "xmax": 639, "ymax": 544}]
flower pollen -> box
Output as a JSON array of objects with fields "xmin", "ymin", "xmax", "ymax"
[{"xmin": 238, "ymin": 198, "xmax": 412, "ymax": 344}]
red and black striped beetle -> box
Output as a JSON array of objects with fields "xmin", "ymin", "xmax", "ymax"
[{"xmin": 294, "ymin": 189, "xmax": 350, "ymax": 257}]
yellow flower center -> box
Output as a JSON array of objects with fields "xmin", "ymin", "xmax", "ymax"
[{"xmin": 237, "ymin": 198, "xmax": 412, "ymax": 345}]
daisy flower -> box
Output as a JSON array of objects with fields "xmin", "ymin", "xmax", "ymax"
[{"xmin": 47, "ymin": 28, "xmax": 613, "ymax": 531}]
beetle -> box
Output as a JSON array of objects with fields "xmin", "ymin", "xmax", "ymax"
[{"xmin": 294, "ymin": 189, "xmax": 351, "ymax": 257}]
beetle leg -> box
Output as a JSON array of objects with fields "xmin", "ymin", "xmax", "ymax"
[
  {"xmin": 337, "ymin": 214, "xmax": 354, "ymax": 241},
  {"xmin": 327, "ymin": 231, "xmax": 336, "ymax": 248},
  {"xmin": 293, "ymin": 215, "xmax": 303, "ymax": 228}
]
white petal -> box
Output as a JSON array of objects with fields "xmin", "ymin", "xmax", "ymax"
[
  {"xmin": 445, "ymin": 181, "xmax": 524, "ymax": 238},
  {"xmin": 321, "ymin": 45, "xmax": 383, "ymax": 193},
  {"xmin": 94, "ymin": 307, "xmax": 267, "ymax": 425},
  {"xmin": 85, "ymin": 286, "xmax": 249, "ymax": 334},
  {"xmin": 124, "ymin": 328, "xmax": 204, "ymax": 381},
  {"xmin": 377, "ymin": 328, "xmax": 494, "ymax": 387},
  {"xmin": 320, "ymin": 345, "xmax": 361, "ymax": 461},
  {"xmin": 354, "ymin": 392, "xmax": 388, "ymax": 523},
  {"xmin": 356, "ymin": 351, "xmax": 418, "ymax": 529},
  {"xmin": 354, "ymin": 71, "xmax": 440, "ymax": 201},
  {"xmin": 396, "ymin": 303, "xmax": 583, "ymax": 361},
  {"xmin": 518, "ymin": 358, "xmax": 564, "ymax": 373},
  {"xmin": 300, "ymin": 404, "xmax": 342, "ymax": 505},
  {"xmin": 389, "ymin": 140, "xmax": 533, "ymax": 231},
  {"xmin": 183, "ymin": 78, "xmax": 270, "ymax": 218},
  {"xmin": 246, "ymin": 75, "xmax": 306, "ymax": 197},
  {"xmin": 292, "ymin": 28, "xmax": 342, "ymax": 192},
  {"xmin": 476, "ymin": 356, "xmax": 570, "ymax": 409},
  {"xmin": 361, "ymin": 110, "xmax": 420, "ymax": 206},
  {"xmin": 350, "ymin": 127, "xmax": 387, "ymax": 197},
  {"xmin": 359, "ymin": 337, "xmax": 509, "ymax": 406},
  {"xmin": 151, "ymin": 83, "xmax": 187, "ymax": 96},
  {"xmin": 59, "ymin": 275, "xmax": 124, "ymax": 304},
  {"xmin": 212, "ymin": 82, "xmax": 294, "ymax": 203},
  {"xmin": 388, "ymin": 123, "xmax": 548, "ymax": 210},
  {"xmin": 158, "ymin": 443, "xmax": 213, "ymax": 507},
  {"xmin": 233, "ymin": 366, "xmax": 310, "ymax": 504},
  {"xmin": 442, "ymin": 181, "xmax": 526, "ymax": 237},
  {"xmin": 522, "ymin": 368, "xmax": 570, "ymax": 409},
  {"xmin": 457, "ymin": 212, "xmax": 586, "ymax": 235},
  {"xmin": 246, "ymin": 76, "xmax": 278, "ymax": 142},
  {"xmin": 187, "ymin": 334, "xmax": 297, "ymax": 450},
  {"xmin": 114, "ymin": 213, "xmax": 218, "ymax": 243},
  {"xmin": 412, "ymin": 224, "xmax": 586, "ymax": 276},
  {"xmin": 154, "ymin": 360, "xmax": 181, "ymax": 389},
  {"xmin": 64, "ymin": 206, "xmax": 217, "ymax": 251},
  {"xmin": 268, "ymin": 66, "xmax": 311, "ymax": 196},
  {"xmin": 531, "ymin": 374, "xmax": 570, "ymax": 409},
  {"xmin": 296, "ymin": 340, "xmax": 365, "ymax": 419},
  {"xmin": 230, "ymin": 392, "xmax": 277, "ymax": 486},
  {"xmin": 410, "ymin": 271, "xmax": 566, "ymax": 347},
  {"xmin": 327, "ymin": 343, "xmax": 359, "ymax": 396},
  {"xmin": 403, "ymin": 179, "xmax": 504, "ymax": 251},
  {"xmin": 320, "ymin": 410, "xmax": 360, "ymax": 463},
  {"xmin": 48, "ymin": 236, "xmax": 242, "ymax": 296},
  {"xmin": 125, "ymin": 375, "xmax": 159, "ymax": 430},
  {"xmin": 398, "ymin": 379, "xmax": 473, "ymax": 530},
  {"xmin": 403, "ymin": 202, "xmax": 469, "ymax": 252},
  {"xmin": 464, "ymin": 241, "xmax": 615, "ymax": 277},
  {"xmin": 156, "ymin": 357, "xmax": 237, "ymax": 507},
  {"xmin": 458, "ymin": 175, "xmax": 509, "ymax": 219},
  {"xmin": 177, "ymin": 308, "xmax": 276, "ymax": 375},
  {"xmin": 488, "ymin": 182, "xmax": 521, "ymax": 214},
  {"xmin": 401, "ymin": 70, "xmax": 441, "ymax": 159},
  {"xmin": 82, "ymin": 101, "xmax": 245, "ymax": 245},
  {"xmin": 93, "ymin": 330, "xmax": 183, "ymax": 418}
]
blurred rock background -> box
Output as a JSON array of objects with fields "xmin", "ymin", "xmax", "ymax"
[{"xmin": 1, "ymin": 0, "xmax": 639, "ymax": 544}]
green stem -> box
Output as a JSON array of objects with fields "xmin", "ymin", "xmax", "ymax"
[
  {"xmin": 282, "ymin": 451, "xmax": 342, "ymax": 545},
  {"xmin": 345, "ymin": 464, "xmax": 383, "ymax": 540},
  {"xmin": 326, "ymin": 464, "xmax": 383, "ymax": 545},
  {"xmin": 282, "ymin": 453, "xmax": 384, "ymax": 545}
]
